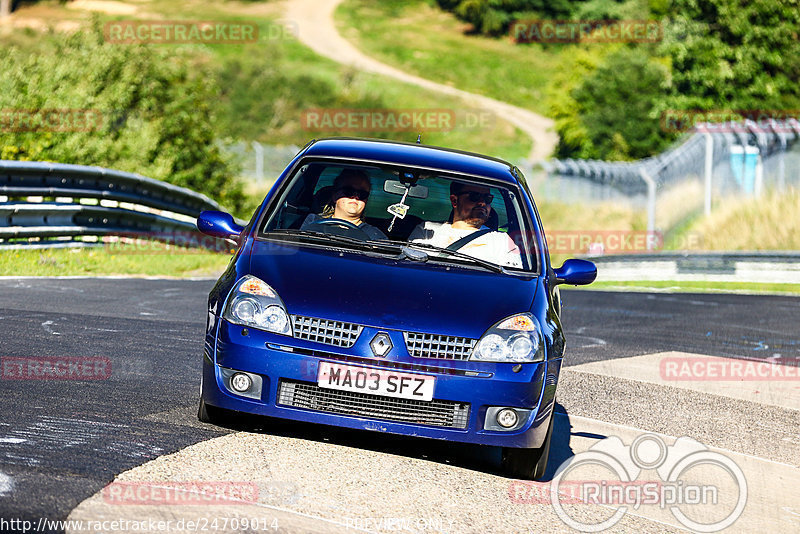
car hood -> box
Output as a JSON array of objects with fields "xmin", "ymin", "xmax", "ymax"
[{"xmin": 249, "ymin": 240, "xmax": 538, "ymax": 338}]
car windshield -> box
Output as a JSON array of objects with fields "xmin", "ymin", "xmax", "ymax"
[{"xmin": 259, "ymin": 160, "xmax": 538, "ymax": 272}]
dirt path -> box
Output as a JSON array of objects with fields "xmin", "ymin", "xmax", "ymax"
[{"xmin": 284, "ymin": 0, "xmax": 558, "ymax": 162}]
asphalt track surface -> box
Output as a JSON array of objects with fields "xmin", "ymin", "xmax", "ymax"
[{"xmin": 0, "ymin": 278, "xmax": 799, "ymax": 532}]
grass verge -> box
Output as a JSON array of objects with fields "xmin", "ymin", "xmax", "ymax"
[{"xmin": 0, "ymin": 245, "xmax": 232, "ymax": 278}]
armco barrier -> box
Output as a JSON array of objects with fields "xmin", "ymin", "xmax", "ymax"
[
  {"xmin": 588, "ymin": 252, "xmax": 800, "ymax": 283},
  {"xmin": 0, "ymin": 160, "xmax": 226, "ymax": 248}
]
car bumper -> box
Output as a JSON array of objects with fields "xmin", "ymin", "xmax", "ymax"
[{"xmin": 201, "ymin": 319, "xmax": 560, "ymax": 448}]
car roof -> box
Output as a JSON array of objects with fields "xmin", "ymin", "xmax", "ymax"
[{"xmin": 300, "ymin": 138, "xmax": 520, "ymax": 185}]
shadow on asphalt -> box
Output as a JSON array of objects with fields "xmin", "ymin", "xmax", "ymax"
[{"xmin": 200, "ymin": 402, "xmax": 588, "ymax": 482}]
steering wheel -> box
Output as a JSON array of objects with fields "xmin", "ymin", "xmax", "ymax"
[{"xmin": 304, "ymin": 218, "xmax": 371, "ymax": 241}]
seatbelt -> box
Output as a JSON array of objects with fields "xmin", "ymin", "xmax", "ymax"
[{"xmin": 446, "ymin": 228, "xmax": 493, "ymax": 251}]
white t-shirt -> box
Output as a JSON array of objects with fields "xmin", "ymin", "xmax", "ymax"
[{"xmin": 408, "ymin": 221, "xmax": 523, "ymax": 268}]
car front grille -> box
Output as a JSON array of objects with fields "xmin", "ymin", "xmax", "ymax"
[
  {"xmin": 404, "ymin": 332, "xmax": 477, "ymax": 361},
  {"xmin": 291, "ymin": 315, "xmax": 363, "ymax": 348},
  {"xmin": 277, "ymin": 380, "xmax": 470, "ymax": 430}
]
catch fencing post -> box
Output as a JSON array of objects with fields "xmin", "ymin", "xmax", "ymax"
[
  {"xmin": 638, "ymin": 168, "xmax": 657, "ymax": 250},
  {"xmin": 703, "ymin": 129, "xmax": 714, "ymax": 216},
  {"xmin": 252, "ymin": 141, "xmax": 264, "ymax": 182}
]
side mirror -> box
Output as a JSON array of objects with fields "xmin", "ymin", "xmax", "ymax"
[
  {"xmin": 553, "ymin": 259, "xmax": 597, "ymax": 286},
  {"xmin": 197, "ymin": 210, "xmax": 244, "ymax": 240}
]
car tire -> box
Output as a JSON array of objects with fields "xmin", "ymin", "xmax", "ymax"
[
  {"xmin": 501, "ymin": 414, "xmax": 554, "ymax": 480},
  {"xmin": 197, "ymin": 398, "xmax": 226, "ymax": 424}
]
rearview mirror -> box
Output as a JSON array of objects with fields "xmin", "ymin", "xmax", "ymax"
[
  {"xmin": 384, "ymin": 180, "xmax": 428, "ymax": 199},
  {"xmin": 553, "ymin": 259, "xmax": 597, "ymax": 286},
  {"xmin": 197, "ymin": 210, "xmax": 244, "ymax": 240}
]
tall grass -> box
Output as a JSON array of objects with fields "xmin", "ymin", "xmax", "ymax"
[{"xmin": 684, "ymin": 188, "xmax": 800, "ymax": 251}]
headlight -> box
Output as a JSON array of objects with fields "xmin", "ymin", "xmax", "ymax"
[
  {"xmin": 223, "ymin": 275, "xmax": 292, "ymax": 336},
  {"xmin": 470, "ymin": 313, "xmax": 544, "ymax": 363}
]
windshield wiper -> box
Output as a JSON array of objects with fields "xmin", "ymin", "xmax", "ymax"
[
  {"xmin": 268, "ymin": 230, "xmax": 403, "ymax": 255},
  {"xmin": 265, "ymin": 231, "xmax": 504, "ymax": 273},
  {"xmin": 403, "ymin": 242, "xmax": 505, "ymax": 274},
  {"xmin": 270, "ymin": 229, "xmax": 366, "ymax": 246}
]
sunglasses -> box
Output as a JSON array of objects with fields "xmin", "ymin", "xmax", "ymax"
[
  {"xmin": 336, "ymin": 186, "xmax": 370, "ymax": 201},
  {"xmin": 457, "ymin": 191, "xmax": 494, "ymax": 204}
]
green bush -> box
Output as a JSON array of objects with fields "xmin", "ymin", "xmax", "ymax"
[
  {"xmin": 436, "ymin": 0, "xmax": 641, "ymax": 35},
  {"xmin": 571, "ymin": 48, "xmax": 675, "ymax": 160},
  {"xmin": 0, "ymin": 21, "xmax": 246, "ymax": 215},
  {"xmin": 658, "ymin": 0, "xmax": 800, "ymax": 112}
]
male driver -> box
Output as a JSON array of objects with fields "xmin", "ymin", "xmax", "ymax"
[{"xmin": 408, "ymin": 182, "xmax": 522, "ymax": 268}]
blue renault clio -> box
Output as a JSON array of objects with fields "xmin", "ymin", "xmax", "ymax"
[{"xmin": 196, "ymin": 138, "xmax": 596, "ymax": 479}]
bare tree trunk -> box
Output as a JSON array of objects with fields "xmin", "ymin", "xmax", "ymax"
[{"xmin": 0, "ymin": 0, "xmax": 11, "ymax": 19}]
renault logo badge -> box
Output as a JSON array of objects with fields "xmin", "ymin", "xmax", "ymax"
[{"xmin": 370, "ymin": 333, "xmax": 393, "ymax": 357}]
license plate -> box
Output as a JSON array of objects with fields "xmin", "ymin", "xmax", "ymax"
[{"xmin": 317, "ymin": 361, "xmax": 435, "ymax": 401}]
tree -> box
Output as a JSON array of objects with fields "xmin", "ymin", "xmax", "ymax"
[
  {"xmin": 436, "ymin": 0, "xmax": 641, "ymax": 35},
  {"xmin": 572, "ymin": 48, "xmax": 674, "ymax": 160},
  {"xmin": 658, "ymin": 0, "xmax": 800, "ymax": 112},
  {"xmin": 0, "ymin": 22, "xmax": 246, "ymax": 214}
]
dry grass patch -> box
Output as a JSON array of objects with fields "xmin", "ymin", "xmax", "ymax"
[{"xmin": 686, "ymin": 187, "xmax": 800, "ymax": 250}]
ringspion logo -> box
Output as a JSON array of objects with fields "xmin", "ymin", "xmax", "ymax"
[{"xmin": 511, "ymin": 434, "xmax": 747, "ymax": 532}]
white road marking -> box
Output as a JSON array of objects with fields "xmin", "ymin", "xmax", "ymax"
[
  {"xmin": 567, "ymin": 351, "xmax": 800, "ymax": 411},
  {"xmin": 0, "ymin": 438, "xmax": 27, "ymax": 444},
  {"xmin": 41, "ymin": 320, "xmax": 61, "ymax": 335},
  {"xmin": 569, "ymin": 334, "xmax": 607, "ymax": 349},
  {"xmin": 0, "ymin": 472, "xmax": 13, "ymax": 496}
]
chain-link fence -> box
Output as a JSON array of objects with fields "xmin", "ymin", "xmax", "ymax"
[
  {"xmin": 220, "ymin": 141, "xmax": 300, "ymax": 184},
  {"xmin": 221, "ymin": 126, "xmax": 800, "ymax": 253},
  {"xmin": 528, "ymin": 120, "xmax": 800, "ymax": 248}
]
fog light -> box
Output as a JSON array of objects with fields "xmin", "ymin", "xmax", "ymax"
[
  {"xmin": 496, "ymin": 408, "xmax": 519, "ymax": 428},
  {"xmin": 230, "ymin": 372, "xmax": 252, "ymax": 392}
]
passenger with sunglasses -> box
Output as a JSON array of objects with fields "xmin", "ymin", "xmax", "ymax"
[
  {"xmin": 409, "ymin": 182, "xmax": 522, "ymax": 268},
  {"xmin": 301, "ymin": 169, "xmax": 388, "ymax": 240}
]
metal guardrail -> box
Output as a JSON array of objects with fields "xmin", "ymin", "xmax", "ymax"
[
  {"xmin": 587, "ymin": 252, "xmax": 800, "ymax": 283},
  {"xmin": 0, "ymin": 160, "xmax": 223, "ymax": 247}
]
